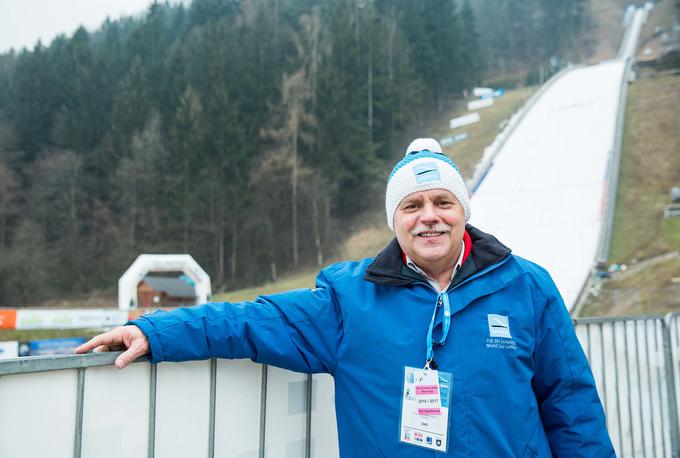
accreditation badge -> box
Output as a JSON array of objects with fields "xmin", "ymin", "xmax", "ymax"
[{"xmin": 399, "ymin": 366, "xmax": 451, "ymax": 452}]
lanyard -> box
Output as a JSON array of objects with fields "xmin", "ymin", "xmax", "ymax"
[{"xmin": 425, "ymin": 292, "xmax": 451, "ymax": 369}]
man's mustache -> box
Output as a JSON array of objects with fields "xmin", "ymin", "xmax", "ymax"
[{"xmin": 410, "ymin": 223, "xmax": 452, "ymax": 236}]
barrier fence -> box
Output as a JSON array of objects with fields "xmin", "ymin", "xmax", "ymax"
[
  {"xmin": 1, "ymin": 314, "xmax": 680, "ymax": 457},
  {"xmin": 0, "ymin": 354, "xmax": 338, "ymax": 458},
  {"xmin": 574, "ymin": 313, "xmax": 680, "ymax": 458}
]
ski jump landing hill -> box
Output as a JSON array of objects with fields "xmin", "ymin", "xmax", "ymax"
[{"xmin": 469, "ymin": 8, "xmax": 647, "ymax": 311}]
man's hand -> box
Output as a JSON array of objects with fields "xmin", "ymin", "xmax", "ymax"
[{"xmin": 75, "ymin": 325, "xmax": 150, "ymax": 369}]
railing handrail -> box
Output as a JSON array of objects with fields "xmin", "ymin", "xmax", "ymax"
[
  {"xmin": 0, "ymin": 351, "xmax": 134, "ymax": 376},
  {"xmin": 574, "ymin": 314, "xmax": 665, "ymax": 325}
]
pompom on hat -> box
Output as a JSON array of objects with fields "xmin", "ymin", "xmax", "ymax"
[{"xmin": 385, "ymin": 138, "xmax": 470, "ymax": 230}]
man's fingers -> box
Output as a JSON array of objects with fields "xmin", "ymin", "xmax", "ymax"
[
  {"xmin": 75, "ymin": 327, "xmax": 126, "ymax": 354},
  {"xmin": 115, "ymin": 346, "xmax": 144, "ymax": 369},
  {"xmin": 75, "ymin": 325, "xmax": 150, "ymax": 369},
  {"xmin": 75, "ymin": 332, "xmax": 113, "ymax": 354}
]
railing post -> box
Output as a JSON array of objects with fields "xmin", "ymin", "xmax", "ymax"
[
  {"xmin": 306, "ymin": 374, "xmax": 313, "ymax": 458},
  {"xmin": 259, "ymin": 364, "xmax": 268, "ymax": 458},
  {"xmin": 73, "ymin": 367, "xmax": 86, "ymax": 458},
  {"xmin": 208, "ymin": 358, "xmax": 217, "ymax": 458},
  {"xmin": 148, "ymin": 363, "xmax": 157, "ymax": 458},
  {"xmin": 663, "ymin": 314, "xmax": 680, "ymax": 457}
]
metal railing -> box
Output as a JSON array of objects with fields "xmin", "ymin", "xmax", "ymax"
[
  {"xmin": 574, "ymin": 313, "xmax": 680, "ymax": 458},
  {"xmin": 2, "ymin": 313, "xmax": 680, "ymax": 457},
  {"xmin": 0, "ymin": 354, "xmax": 337, "ymax": 458}
]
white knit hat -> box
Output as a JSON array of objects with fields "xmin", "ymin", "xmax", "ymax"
[{"xmin": 385, "ymin": 138, "xmax": 470, "ymax": 230}]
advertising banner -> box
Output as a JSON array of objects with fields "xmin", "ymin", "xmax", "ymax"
[
  {"xmin": 440, "ymin": 133, "xmax": 468, "ymax": 146},
  {"xmin": 481, "ymin": 89, "xmax": 505, "ymax": 99},
  {"xmin": 449, "ymin": 112, "xmax": 480, "ymax": 130},
  {"xmin": 467, "ymin": 98, "xmax": 494, "ymax": 111},
  {"xmin": 473, "ymin": 87, "xmax": 493, "ymax": 97},
  {"xmin": 15, "ymin": 309, "xmax": 128, "ymax": 330},
  {"xmin": 23, "ymin": 337, "xmax": 87, "ymax": 356},
  {"xmin": 0, "ymin": 310, "xmax": 17, "ymax": 329},
  {"xmin": 0, "ymin": 341, "xmax": 19, "ymax": 359}
]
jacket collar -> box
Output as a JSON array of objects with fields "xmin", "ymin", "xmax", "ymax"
[{"xmin": 364, "ymin": 224, "xmax": 512, "ymax": 290}]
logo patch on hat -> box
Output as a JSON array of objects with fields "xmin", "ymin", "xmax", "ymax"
[{"xmin": 413, "ymin": 161, "xmax": 441, "ymax": 184}]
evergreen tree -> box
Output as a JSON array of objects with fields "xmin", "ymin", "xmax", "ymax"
[{"xmin": 169, "ymin": 85, "xmax": 204, "ymax": 251}]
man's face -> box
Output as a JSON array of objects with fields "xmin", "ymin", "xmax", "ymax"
[{"xmin": 394, "ymin": 189, "xmax": 465, "ymax": 273}]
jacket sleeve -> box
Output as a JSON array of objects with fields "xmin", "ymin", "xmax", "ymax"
[
  {"xmin": 130, "ymin": 268, "xmax": 343, "ymax": 374},
  {"xmin": 532, "ymin": 275, "xmax": 615, "ymax": 457}
]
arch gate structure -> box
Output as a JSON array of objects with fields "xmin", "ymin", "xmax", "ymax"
[{"xmin": 118, "ymin": 254, "xmax": 211, "ymax": 310}]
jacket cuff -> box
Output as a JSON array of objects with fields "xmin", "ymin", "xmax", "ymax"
[{"xmin": 127, "ymin": 318, "xmax": 165, "ymax": 363}]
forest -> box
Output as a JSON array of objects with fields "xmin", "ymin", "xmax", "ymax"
[{"xmin": 0, "ymin": 0, "xmax": 591, "ymax": 304}]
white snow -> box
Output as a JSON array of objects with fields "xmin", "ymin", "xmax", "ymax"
[{"xmin": 470, "ymin": 60, "xmax": 627, "ymax": 310}]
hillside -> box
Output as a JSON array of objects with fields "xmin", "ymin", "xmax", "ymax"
[
  {"xmin": 215, "ymin": 85, "xmax": 536, "ymax": 301},
  {"xmin": 219, "ymin": 1, "xmax": 680, "ymax": 315},
  {"xmin": 1, "ymin": 0, "xmax": 592, "ymax": 307}
]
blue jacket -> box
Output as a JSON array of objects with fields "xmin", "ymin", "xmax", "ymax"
[{"xmin": 133, "ymin": 225, "xmax": 614, "ymax": 457}]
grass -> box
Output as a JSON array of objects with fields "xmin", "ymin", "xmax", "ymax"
[
  {"xmin": 609, "ymin": 73, "xmax": 680, "ymax": 264},
  {"xmin": 0, "ymin": 328, "xmax": 101, "ymax": 342},
  {"xmin": 581, "ymin": 72, "xmax": 680, "ymax": 317},
  {"xmin": 214, "ymin": 268, "xmax": 320, "ymax": 302},
  {"xmin": 580, "ymin": 255, "xmax": 680, "ymax": 317}
]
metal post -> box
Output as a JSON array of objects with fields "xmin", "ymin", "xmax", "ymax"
[
  {"xmin": 613, "ymin": 322, "xmax": 624, "ymax": 455},
  {"xmin": 663, "ymin": 315, "xmax": 680, "ymax": 457},
  {"xmin": 634, "ymin": 321, "xmax": 647, "ymax": 457},
  {"xmin": 73, "ymin": 368, "xmax": 86, "ymax": 458},
  {"xmin": 655, "ymin": 320, "xmax": 669, "ymax": 456},
  {"xmin": 624, "ymin": 321, "xmax": 636, "ymax": 456},
  {"xmin": 306, "ymin": 374, "xmax": 313, "ymax": 458},
  {"xmin": 148, "ymin": 364, "xmax": 157, "ymax": 458},
  {"xmin": 208, "ymin": 359, "xmax": 217, "ymax": 458},
  {"xmin": 644, "ymin": 320, "xmax": 658, "ymax": 458},
  {"xmin": 259, "ymin": 365, "xmax": 268, "ymax": 458},
  {"xmin": 600, "ymin": 322, "xmax": 608, "ymax": 421}
]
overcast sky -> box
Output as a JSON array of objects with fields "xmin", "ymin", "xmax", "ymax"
[{"xmin": 0, "ymin": 1, "xmax": 186, "ymax": 54}]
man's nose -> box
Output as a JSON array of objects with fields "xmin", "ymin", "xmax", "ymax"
[{"xmin": 420, "ymin": 203, "xmax": 439, "ymax": 222}]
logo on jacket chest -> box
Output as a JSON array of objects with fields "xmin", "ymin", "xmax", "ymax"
[
  {"xmin": 488, "ymin": 314, "xmax": 511, "ymax": 338},
  {"xmin": 485, "ymin": 314, "xmax": 517, "ymax": 351}
]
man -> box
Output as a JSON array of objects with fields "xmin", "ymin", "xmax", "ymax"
[{"xmin": 77, "ymin": 138, "xmax": 615, "ymax": 457}]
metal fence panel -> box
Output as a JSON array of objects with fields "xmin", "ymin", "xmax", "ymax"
[
  {"xmin": 214, "ymin": 358, "xmax": 262, "ymax": 458},
  {"xmin": 3, "ymin": 315, "xmax": 680, "ymax": 458},
  {"xmin": 575, "ymin": 316, "xmax": 675, "ymax": 458},
  {"xmin": 0, "ymin": 369, "xmax": 78, "ymax": 458},
  {"xmin": 81, "ymin": 363, "xmax": 151, "ymax": 458},
  {"xmin": 311, "ymin": 373, "xmax": 339, "ymax": 458},
  {"xmin": 668, "ymin": 313, "xmax": 680, "ymax": 457},
  {"xmin": 264, "ymin": 366, "xmax": 309, "ymax": 458},
  {"xmin": 155, "ymin": 360, "xmax": 212, "ymax": 458}
]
